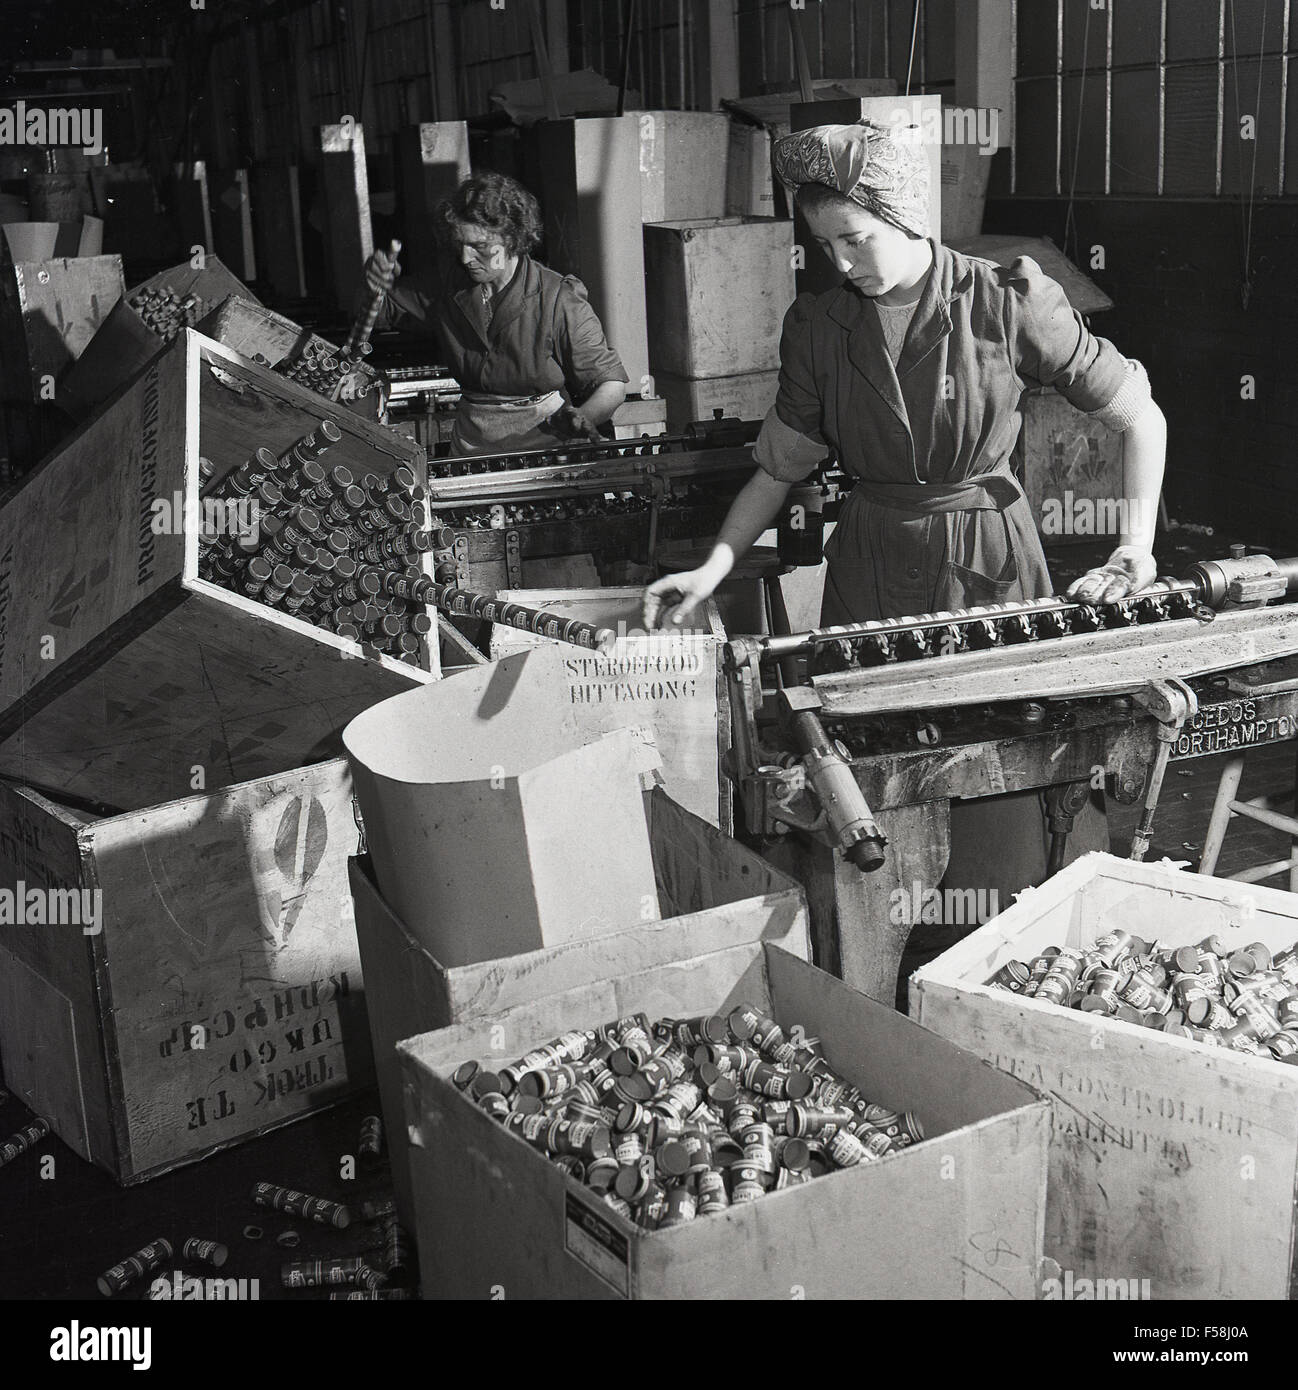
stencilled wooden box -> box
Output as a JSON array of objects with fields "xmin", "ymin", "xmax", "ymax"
[
  {"xmin": 0, "ymin": 330, "xmax": 438, "ymax": 813},
  {"xmin": 0, "ymin": 760, "xmax": 372, "ymax": 1183},
  {"xmin": 913, "ymin": 853, "xmax": 1298, "ymax": 1300}
]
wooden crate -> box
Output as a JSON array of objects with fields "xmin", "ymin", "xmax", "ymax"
[
  {"xmin": 59, "ymin": 254, "xmax": 261, "ymax": 419},
  {"xmin": 0, "ymin": 254, "xmax": 124, "ymax": 404},
  {"xmin": 644, "ymin": 217, "xmax": 795, "ymax": 380},
  {"xmin": 353, "ymin": 786, "xmax": 808, "ymax": 1222},
  {"xmin": 912, "ymin": 852, "xmax": 1298, "ymax": 1300},
  {"xmin": 399, "ymin": 943, "xmax": 1049, "ymax": 1299},
  {"xmin": 0, "ymin": 331, "xmax": 437, "ymax": 813},
  {"xmin": 636, "ymin": 111, "xmax": 731, "ymax": 224},
  {"xmin": 725, "ymin": 122, "xmax": 775, "ymax": 217},
  {"xmin": 654, "ymin": 368, "xmax": 779, "ymax": 429},
  {"xmin": 0, "ymin": 762, "xmax": 371, "ymax": 1183},
  {"xmin": 490, "ymin": 589, "xmax": 730, "ymax": 831},
  {"xmin": 194, "ymin": 296, "xmax": 383, "ymax": 420}
]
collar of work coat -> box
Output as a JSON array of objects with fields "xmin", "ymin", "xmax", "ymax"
[
  {"xmin": 450, "ymin": 255, "xmax": 536, "ymax": 352},
  {"xmin": 820, "ymin": 239, "xmax": 1007, "ymax": 486}
]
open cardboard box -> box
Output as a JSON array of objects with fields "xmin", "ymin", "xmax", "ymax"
[{"xmin": 399, "ymin": 939, "xmax": 1050, "ymax": 1299}]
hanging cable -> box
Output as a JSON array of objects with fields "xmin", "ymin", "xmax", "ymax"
[
  {"xmin": 1062, "ymin": 0, "xmax": 1094, "ymax": 268},
  {"xmin": 905, "ymin": 0, "xmax": 921, "ymax": 96}
]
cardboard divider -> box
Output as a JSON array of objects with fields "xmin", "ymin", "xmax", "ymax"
[{"xmin": 343, "ymin": 647, "xmax": 660, "ymax": 968}]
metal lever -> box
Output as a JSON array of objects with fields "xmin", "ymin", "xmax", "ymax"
[
  {"xmin": 1128, "ymin": 677, "xmax": 1198, "ymax": 861},
  {"xmin": 782, "ymin": 686, "xmax": 888, "ymax": 872}
]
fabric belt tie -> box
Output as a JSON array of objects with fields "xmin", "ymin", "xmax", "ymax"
[{"xmin": 849, "ymin": 459, "xmax": 1024, "ymax": 516}]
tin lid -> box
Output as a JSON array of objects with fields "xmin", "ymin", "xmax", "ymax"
[
  {"xmin": 1185, "ymin": 996, "xmax": 1213, "ymax": 1026},
  {"xmin": 614, "ymin": 1073, "xmax": 653, "ymax": 1103},
  {"xmin": 608, "ymin": 1048, "xmax": 637, "ymax": 1077},
  {"xmin": 513, "ymin": 1094, "xmax": 543, "ymax": 1115},
  {"xmin": 697, "ymin": 1060, "xmax": 721, "ymax": 1087},
  {"xmin": 727, "ymin": 1006, "xmax": 758, "ymax": 1041},
  {"xmin": 1078, "ymin": 995, "xmax": 1111, "ymax": 1014},
  {"xmin": 587, "ymin": 1125, "xmax": 613, "ymax": 1160},
  {"xmin": 452, "ymin": 1060, "xmax": 479, "ymax": 1090},
  {"xmin": 470, "ymin": 1070, "xmax": 502, "ymax": 1099},
  {"xmin": 614, "ymin": 1166, "xmax": 646, "ymax": 1201},
  {"xmin": 782, "ymin": 1138, "xmax": 811, "ymax": 1172},
  {"xmin": 1006, "ymin": 959, "xmax": 1031, "ymax": 984},
  {"xmin": 707, "ymin": 1077, "xmax": 738, "ymax": 1105},
  {"xmin": 614, "ymin": 1102, "xmax": 642, "ymax": 1133},
  {"xmin": 1228, "ymin": 950, "xmax": 1257, "ymax": 978},
  {"xmin": 656, "ymin": 1142, "xmax": 690, "ymax": 1178},
  {"xmin": 1174, "ymin": 945, "xmax": 1201, "ymax": 974},
  {"xmin": 785, "ymin": 1070, "xmax": 813, "ymax": 1101}
]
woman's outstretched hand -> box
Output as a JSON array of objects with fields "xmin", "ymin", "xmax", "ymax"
[
  {"xmin": 642, "ymin": 568, "xmax": 721, "ymax": 630},
  {"xmin": 1065, "ymin": 545, "xmax": 1158, "ymax": 604}
]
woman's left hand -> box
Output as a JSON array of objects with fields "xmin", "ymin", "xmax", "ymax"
[
  {"xmin": 1065, "ymin": 545, "xmax": 1158, "ymax": 604},
  {"xmin": 544, "ymin": 404, "xmax": 602, "ymax": 443}
]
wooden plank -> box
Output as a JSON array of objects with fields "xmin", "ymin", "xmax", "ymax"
[
  {"xmin": 0, "ymin": 255, "xmax": 125, "ymax": 404},
  {"xmin": 0, "ymin": 782, "xmax": 114, "ymax": 1168},
  {"xmin": 319, "ymin": 122, "xmax": 374, "ymax": 312},
  {"xmin": 0, "ymin": 333, "xmax": 435, "ymax": 811},
  {"xmin": 815, "ymin": 605, "xmax": 1298, "ymax": 719},
  {"xmin": 490, "ymin": 590, "xmax": 730, "ymax": 829},
  {"xmin": 913, "ymin": 853, "xmax": 1298, "ymax": 1298},
  {"xmin": 210, "ymin": 169, "xmax": 257, "ymax": 284},
  {"xmin": 400, "ymin": 945, "xmax": 1047, "ymax": 1298}
]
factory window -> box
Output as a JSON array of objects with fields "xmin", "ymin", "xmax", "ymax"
[{"xmin": 1013, "ymin": 0, "xmax": 1298, "ymax": 197}]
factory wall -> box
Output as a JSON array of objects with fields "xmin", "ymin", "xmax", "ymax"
[{"xmin": 984, "ymin": 195, "xmax": 1298, "ymax": 551}]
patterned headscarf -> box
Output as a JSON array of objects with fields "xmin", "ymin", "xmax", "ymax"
[{"xmin": 772, "ymin": 120, "xmax": 930, "ymax": 239}]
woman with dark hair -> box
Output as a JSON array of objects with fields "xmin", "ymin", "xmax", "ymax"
[
  {"xmin": 362, "ymin": 171, "xmax": 628, "ymax": 456},
  {"xmin": 644, "ymin": 120, "xmax": 1168, "ymax": 912}
]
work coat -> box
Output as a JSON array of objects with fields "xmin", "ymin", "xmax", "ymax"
[
  {"xmin": 375, "ymin": 254, "xmax": 628, "ymax": 404},
  {"xmin": 761, "ymin": 241, "xmax": 1129, "ymax": 623}
]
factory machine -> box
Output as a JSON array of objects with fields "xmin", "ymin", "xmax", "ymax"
[
  {"xmin": 423, "ymin": 416, "xmax": 762, "ymax": 593},
  {"xmin": 724, "ymin": 551, "xmax": 1298, "ymax": 1004}
]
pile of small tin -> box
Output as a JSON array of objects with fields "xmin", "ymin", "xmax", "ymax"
[
  {"xmin": 453, "ymin": 1006, "xmax": 925, "ymax": 1228},
  {"xmin": 989, "ymin": 929, "xmax": 1298, "ymax": 1059},
  {"xmin": 128, "ymin": 285, "xmax": 207, "ymax": 342}
]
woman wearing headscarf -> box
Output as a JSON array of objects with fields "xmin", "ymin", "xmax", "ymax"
[
  {"xmin": 360, "ymin": 172, "xmax": 628, "ymax": 456},
  {"xmin": 644, "ymin": 119, "xmax": 1167, "ymax": 904}
]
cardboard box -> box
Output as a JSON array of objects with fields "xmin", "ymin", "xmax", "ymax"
[
  {"xmin": 352, "ymin": 786, "xmax": 810, "ymax": 1223},
  {"xmin": 0, "ymin": 253, "xmax": 124, "ymax": 404},
  {"xmin": 637, "ymin": 111, "xmax": 731, "ymax": 224},
  {"xmin": 725, "ymin": 122, "xmax": 775, "ymax": 218},
  {"xmin": 644, "ymin": 217, "xmax": 795, "ymax": 380},
  {"xmin": 343, "ymin": 652, "xmax": 659, "ymax": 969},
  {"xmin": 0, "ymin": 330, "xmax": 437, "ymax": 812},
  {"xmin": 0, "ymin": 760, "xmax": 372, "ymax": 1183},
  {"xmin": 912, "ymin": 851, "xmax": 1298, "ymax": 1299},
  {"xmin": 399, "ymin": 942, "xmax": 1050, "ymax": 1298},
  {"xmin": 489, "ymin": 588, "xmax": 730, "ymax": 830},
  {"xmin": 654, "ymin": 368, "xmax": 779, "ymax": 429}
]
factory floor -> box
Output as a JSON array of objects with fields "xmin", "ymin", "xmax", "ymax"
[{"xmin": 4, "ymin": 737, "xmax": 1293, "ymax": 1301}]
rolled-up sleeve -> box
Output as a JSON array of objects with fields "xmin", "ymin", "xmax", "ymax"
[
  {"xmin": 368, "ymin": 275, "xmax": 441, "ymax": 333},
  {"xmin": 554, "ymin": 275, "xmax": 629, "ymax": 397},
  {"xmin": 1002, "ymin": 256, "xmax": 1128, "ymax": 413}
]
